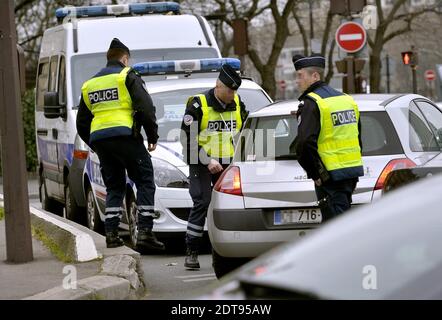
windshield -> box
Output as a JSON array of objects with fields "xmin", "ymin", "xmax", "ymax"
[
  {"xmin": 71, "ymin": 48, "xmax": 219, "ymax": 106},
  {"xmin": 151, "ymin": 87, "xmax": 271, "ymax": 142}
]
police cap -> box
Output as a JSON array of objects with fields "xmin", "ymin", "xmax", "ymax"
[
  {"xmin": 292, "ymin": 53, "xmax": 325, "ymax": 71},
  {"xmin": 108, "ymin": 38, "xmax": 130, "ymax": 57},
  {"xmin": 218, "ymin": 64, "xmax": 242, "ymax": 90}
]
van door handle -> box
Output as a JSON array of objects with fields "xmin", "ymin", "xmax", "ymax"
[
  {"xmin": 52, "ymin": 128, "xmax": 58, "ymax": 140},
  {"xmin": 37, "ymin": 129, "xmax": 48, "ymax": 136}
]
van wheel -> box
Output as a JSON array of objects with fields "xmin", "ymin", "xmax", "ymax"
[
  {"xmin": 126, "ymin": 194, "xmax": 138, "ymax": 249},
  {"xmin": 86, "ymin": 186, "xmax": 104, "ymax": 233},
  {"xmin": 212, "ymin": 249, "xmax": 249, "ymax": 279},
  {"xmin": 65, "ymin": 182, "xmax": 85, "ymax": 224},
  {"xmin": 39, "ymin": 176, "xmax": 62, "ymax": 216}
]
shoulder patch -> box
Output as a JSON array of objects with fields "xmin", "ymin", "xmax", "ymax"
[
  {"xmin": 193, "ymin": 102, "xmax": 200, "ymax": 109},
  {"xmin": 183, "ymin": 114, "xmax": 194, "ymax": 126}
]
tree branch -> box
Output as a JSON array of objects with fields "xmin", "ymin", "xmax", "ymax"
[
  {"xmin": 15, "ymin": 0, "xmax": 37, "ymax": 13},
  {"xmin": 292, "ymin": 7, "xmax": 309, "ymax": 55},
  {"xmin": 247, "ymin": 48, "xmax": 264, "ymax": 73},
  {"xmin": 321, "ymin": 9, "xmax": 335, "ymax": 56}
]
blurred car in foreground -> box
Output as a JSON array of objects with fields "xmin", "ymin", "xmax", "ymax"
[
  {"xmin": 383, "ymin": 153, "xmax": 442, "ymax": 193},
  {"xmin": 202, "ymin": 174, "xmax": 442, "ymax": 300}
]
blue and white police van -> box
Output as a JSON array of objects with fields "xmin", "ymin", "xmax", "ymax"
[
  {"xmin": 35, "ymin": 2, "xmax": 222, "ymax": 222},
  {"xmin": 83, "ymin": 58, "xmax": 273, "ymax": 247}
]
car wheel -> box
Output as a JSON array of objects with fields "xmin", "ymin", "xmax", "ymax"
[
  {"xmin": 86, "ymin": 186, "xmax": 104, "ymax": 233},
  {"xmin": 126, "ymin": 194, "xmax": 138, "ymax": 249},
  {"xmin": 39, "ymin": 175, "xmax": 62, "ymax": 215},
  {"xmin": 212, "ymin": 249, "xmax": 250, "ymax": 279},
  {"xmin": 65, "ymin": 182, "xmax": 85, "ymax": 224}
]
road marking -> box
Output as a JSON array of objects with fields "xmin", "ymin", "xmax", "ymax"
[
  {"xmin": 340, "ymin": 34, "xmax": 363, "ymax": 41},
  {"xmin": 176, "ymin": 273, "xmax": 216, "ymax": 279},
  {"xmin": 175, "ymin": 273, "xmax": 217, "ymax": 282}
]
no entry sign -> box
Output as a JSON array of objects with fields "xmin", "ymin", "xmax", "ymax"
[
  {"xmin": 335, "ymin": 21, "xmax": 367, "ymax": 53},
  {"xmin": 425, "ymin": 69, "xmax": 436, "ymax": 81}
]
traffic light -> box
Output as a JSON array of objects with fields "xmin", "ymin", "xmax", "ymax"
[
  {"xmin": 401, "ymin": 51, "xmax": 413, "ymax": 65},
  {"xmin": 335, "ymin": 57, "xmax": 366, "ymax": 93}
]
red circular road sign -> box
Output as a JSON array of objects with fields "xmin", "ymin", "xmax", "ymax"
[
  {"xmin": 335, "ymin": 21, "xmax": 367, "ymax": 53},
  {"xmin": 425, "ymin": 69, "xmax": 436, "ymax": 81}
]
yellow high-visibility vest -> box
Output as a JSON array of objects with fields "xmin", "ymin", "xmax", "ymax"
[
  {"xmin": 308, "ymin": 91, "xmax": 363, "ymax": 180},
  {"xmin": 196, "ymin": 94, "xmax": 242, "ymax": 159},
  {"xmin": 82, "ymin": 67, "xmax": 133, "ymax": 135}
]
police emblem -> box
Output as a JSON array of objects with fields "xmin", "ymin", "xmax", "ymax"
[{"xmin": 183, "ymin": 114, "xmax": 194, "ymax": 126}]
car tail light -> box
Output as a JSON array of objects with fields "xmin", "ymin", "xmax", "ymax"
[
  {"xmin": 374, "ymin": 158, "xmax": 416, "ymax": 191},
  {"xmin": 214, "ymin": 166, "xmax": 243, "ymax": 196},
  {"xmin": 73, "ymin": 134, "xmax": 89, "ymax": 160}
]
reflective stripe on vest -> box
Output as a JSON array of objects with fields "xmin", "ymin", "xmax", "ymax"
[
  {"xmin": 307, "ymin": 92, "xmax": 363, "ymax": 174},
  {"xmin": 197, "ymin": 94, "xmax": 242, "ymax": 159},
  {"xmin": 81, "ymin": 67, "xmax": 133, "ymax": 134}
]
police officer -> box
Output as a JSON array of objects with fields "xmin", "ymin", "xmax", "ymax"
[
  {"xmin": 180, "ymin": 64, "xmax": 248, "ymax": 269},
  {"xmin": 76, "ymin": 38, "xmax": 165, "ymax": 251},
  {"xmin": 292, "ymin": 53, "xmax": 363, "ymax": 221}
]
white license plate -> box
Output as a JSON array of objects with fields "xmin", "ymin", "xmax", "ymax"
[{"xmin": 274, "ymin": 208, "xmax": 322, "ymax": 225}]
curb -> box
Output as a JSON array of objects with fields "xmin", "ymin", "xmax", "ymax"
[
  {"xmin": 1, "ymin": 195, "xmax": 146, "ymax": 300},
  {"xmin": 25, "ymin": 206, "xmax": 146, "ymax": 300}
]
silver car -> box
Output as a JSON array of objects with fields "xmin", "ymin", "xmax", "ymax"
[{"xmin": 208, "ymin": 93, "xmax": 442, "ymax": 277}]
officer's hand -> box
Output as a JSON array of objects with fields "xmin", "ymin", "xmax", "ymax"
[
  {"xmin": 208, "ymin": 159, "xmax": 223, "ymax": 174},
  {"xmin": 314, "ymin": 178, "xmax": 322, "ymax": 187},
  {"xmin": 148, "ymin": 144, "xmax": 157, "ymax": 152}
]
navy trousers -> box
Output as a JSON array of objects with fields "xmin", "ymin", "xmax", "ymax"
[
  {"xmin": 314, "ymin": 178, "xmax": 358, "ymax": 222},
  {"xmin": 94, "ymin": 136, "xmax": 156, "ymax": 233}
]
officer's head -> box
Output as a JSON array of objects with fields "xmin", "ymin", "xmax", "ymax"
[
  {"xmin": 292, "ymin": 54, "xmax": 325, "ymax": 93},
  {"xmin": 107, "ymin": 38, "xmax": 131, "ymax": 67},
  {"xmin": 215, "ymin": 64, "xmax": 242, "ymax": 104}
]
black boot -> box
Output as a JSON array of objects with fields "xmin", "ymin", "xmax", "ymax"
[
  {"xmin": 184, "ymin": 248, "xmax": 200, "ymax": 269},
  {"xmin": 137, "ymin": 229, "xmax": 165, "ymax": 251},
  {"xmin": 105, "ymin": 230, "xmax": 124, "ymax": 248}
]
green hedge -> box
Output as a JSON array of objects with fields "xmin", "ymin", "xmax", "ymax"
[{"xmin": 0, "ymin": 90, "xmax": 37, "ymax": 175}]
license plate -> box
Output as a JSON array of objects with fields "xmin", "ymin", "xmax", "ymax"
[{"xmin": 274, "ymin": 208, "xmax": 322, "ymax": 225}]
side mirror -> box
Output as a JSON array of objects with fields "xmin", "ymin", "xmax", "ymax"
[{"xmin": 44, "ymin": 91, "xmax": 66, "ymax": 119}]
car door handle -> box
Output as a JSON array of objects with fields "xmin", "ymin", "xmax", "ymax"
[
  {"xmin": 52, "ymin": 128, "xmax": 58, "ymax": 140},
  {"xmin": 37, "ymin": 129, "xmax": 48, "ymax": 136}
]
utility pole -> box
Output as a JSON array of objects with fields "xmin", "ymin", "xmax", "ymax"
[{"xmin": 0, "ymin": 0, "xmax": 33, "ymax": 263}]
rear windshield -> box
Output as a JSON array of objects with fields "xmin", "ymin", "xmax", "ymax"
[{"xmin": 237, "ymin": 111, "xmax": 403, "ymax": 162}]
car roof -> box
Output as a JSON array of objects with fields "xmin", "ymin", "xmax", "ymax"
[
  {"xmin": 249, "ymin": 93, "xmax": 415, "ymax": 117},
  {"xmin": 144, "ymin": 76, "xmax": 264, "ymax": 94}
]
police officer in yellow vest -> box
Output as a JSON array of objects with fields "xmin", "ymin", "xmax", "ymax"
[
  {"xmin": 180, "ymin": 64, "xmax": 248, "ymax": 269},
  {"xmin": 76, "ymin": 38, "xmax": 165, "ymax": 250},
  {"xmin": 293, "ymin": 54, "xmax": 363, "ymax": 222}
]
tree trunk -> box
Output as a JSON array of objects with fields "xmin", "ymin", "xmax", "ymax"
[{"xmin": 261, "ymin": 66, "xmax": 277, "ymax": 99}]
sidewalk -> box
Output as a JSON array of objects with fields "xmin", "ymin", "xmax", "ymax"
[
  {"xmin": 0, "ymin": 175, "xmax": 39, "ymax": 199},
  {"xmin": 0, "ymin": 219, "xmax": 100, "ymax": 300}
]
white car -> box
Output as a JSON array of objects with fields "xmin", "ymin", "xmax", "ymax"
[
  {"xmin": 82, "ymin": 58, "xmax": 272, "ymax": 247},
  {"xmin": 208, "ymin": 93, "xmax": 442, "ymax": 277}
]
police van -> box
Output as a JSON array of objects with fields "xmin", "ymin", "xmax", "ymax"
[
  {"xmin": 35, "ymin": 2, "xmax": 222, "ymax": 221},
  {"xmin": 83, "ymin": 58, "xmax": 272, "ymax": 246}
]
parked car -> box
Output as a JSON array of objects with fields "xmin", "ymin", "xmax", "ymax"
[
  {"xmin": 202, "ymin": 174, "xmax": 442, "ymax": 299},
  {"xmin": 208, "ymin": 93, "xmax": 442, "ymax": 278},
  {"xmin": 82, "ymin": 58, "xmax": 272, "ymax": 247}
]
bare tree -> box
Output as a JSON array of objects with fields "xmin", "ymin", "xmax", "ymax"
[{"xmin": 368, "ymin": 0, "xmax": 442, "ymax": 93}]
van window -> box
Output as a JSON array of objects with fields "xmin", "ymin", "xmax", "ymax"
[
  {"xmin": 58, "ymin": 56, "xmax": 66, "ymax": 106},
  {"xmin": 48, "ymin": 56, "xmax": 59, "ymax": 92},
  {"xmin": 36, "ymin": 61, "xmax": 50, "ymax": 111},
  {"xmin": 71, "ymin": 48, "xmax": 219, "ymax": 106}
]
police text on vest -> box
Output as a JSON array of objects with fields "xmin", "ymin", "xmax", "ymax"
[
  {"xmin": 331, "ymin": 109, "xmax": 357, "ymax": 127},
  {"xmin": 88, "ymin": 88, "xmax": 119, "ymax": 104}
]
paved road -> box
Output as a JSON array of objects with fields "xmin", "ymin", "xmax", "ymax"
[{"xmin": 139, "ymin": 238, "xmax": 217, "ymax": 299}]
